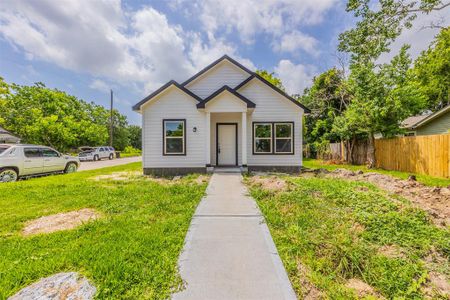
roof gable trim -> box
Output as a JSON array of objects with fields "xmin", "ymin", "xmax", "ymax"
[
  {"xmin": 196, "ymin": 85, "xmax": 256, "ymax": 109},
  {"xmin": 132, "ymin": 80, "xmax": 202, "ymax": 111}
]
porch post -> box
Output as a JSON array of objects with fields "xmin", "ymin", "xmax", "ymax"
[
  {"xmin": 241, "ymin": 112, "xmax": 247, "ymax": 166},
  {"xmin": 206, "ymin": 112, "xmax": 211, "ymax": 166}
]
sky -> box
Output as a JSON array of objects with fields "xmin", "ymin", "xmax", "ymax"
[{"xmin": 0, "ymin": 0, "xmax": 448, "ymax": 125}]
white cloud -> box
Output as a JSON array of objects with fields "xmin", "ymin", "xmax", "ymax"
[
  {"xmin": 274, "ymin": 60, "xmax": 316, "ymax": 95},
  {"xmin": 378, "ymin": 10, "xmax": 449, "ymax": 63},
  {"xmin": 273, "ymin": 31, "xmax": 319, "ymax": 56},
  {"xmin": 89, "ymin": 79, "xmax": 111, "ymax": 93},
  {"xmin": 0, "ymin": 0, "xmax": 254, "ymax": 94},
  {"xmin": 173, "ymin": 0, "xmax": 337, "ymax": 43}
]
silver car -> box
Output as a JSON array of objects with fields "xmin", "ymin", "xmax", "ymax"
[
  {"xmin": 0, "ymin": 144, "xmax": 80, "ymax": 182},
  {"xmin": 78, "ymin": 146, "xmax": 115, "ymax": 161}
]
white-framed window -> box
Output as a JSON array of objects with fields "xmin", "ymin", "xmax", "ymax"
[
  {"xmin": 253, "ymin": 123, "xmax": 272, "ymax": 154},
  {"xmin": 163, "ymin": 119, "xmax": 186, "ymax": 155},
  {"xmin": 274, "ymin": 123, "xmax": 293, "ymax": 154}
]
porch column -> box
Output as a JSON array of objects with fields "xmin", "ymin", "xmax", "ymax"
[
  {"xmin": 205, "ymin": 112, "xmax": 211, "ymax": 166},
  {"xmin": 241, "ymin": 112, "xmax": 247, "ymax": 166}
]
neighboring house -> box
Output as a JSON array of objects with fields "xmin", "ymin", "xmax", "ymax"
[
  {"xmin": 401, "ymin": 105, "xmax": 450, "ymax": 136},
  {"xmin": 0, "ymin": 126, "xmax": 20, "ymax": 143},
  {"xmin": 133, "ymin": 55, "xmax": 310, "ymax": 175}
]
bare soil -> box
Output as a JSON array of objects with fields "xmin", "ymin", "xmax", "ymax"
[
  {"xmin": 22, "ymin": 208, "xmax": 100, "ymax": 236},
  {"xmin": 91, "ymin": 171, "xmax": 142, "ymax": 181},
  {"xmin": 377, "ymin": 244, "xmax": 406, "ymax": 259},
  {"xmin": 345, "ymin": 278, "xmax": 382, "ymax": 299},
  {"xmin": 248, "ymin": 176, "xmax": 290, "ymax": 192},
  {"xmin": 8, "ymin": 272, "xmax": 96, "ymax": 300},
  {"xmin": 303, "ymin": 168, "xmax": 450, "ymax": 227},
  {"xmin": 296, "ymin": 261, "xmax": 323, "ymax": 300}
]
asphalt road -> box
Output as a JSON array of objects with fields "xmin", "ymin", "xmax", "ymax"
[{"xmin": 78, "ymin": 156, "xmax": 141, "ymax": 171}]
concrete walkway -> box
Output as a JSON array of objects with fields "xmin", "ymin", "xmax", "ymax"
[
  {"xmin": 172, "ymin": 171, "xmax": 296, "ymax": 300},
  {"xmin": 78, "ymin": 156, "xmax": 141, "ymax": 171}
]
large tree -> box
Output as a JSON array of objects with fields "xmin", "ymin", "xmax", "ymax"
[
  {"xmin": 0, "ymin": 80, "xmax": 130, "ymax": 152},
  {"xmin": 408, "ymin": 27, "xmax": 450, "ymax": 111},
  {"xmin": 256, "ymin": 70, "xmax": 285, "ymax": 91}
]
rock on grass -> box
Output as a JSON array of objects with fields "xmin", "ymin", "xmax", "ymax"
[{"xmin": 8, "ymin": 272, "xmax": 96, "ymax": 300}]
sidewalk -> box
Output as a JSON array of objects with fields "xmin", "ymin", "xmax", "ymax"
[{"xmin": 172, "ymin": 171, "xmax": 296, "ymax": 300}]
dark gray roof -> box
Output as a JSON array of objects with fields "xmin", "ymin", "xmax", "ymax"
[{"xmin": 132, "ymin": 55, "xmax": 311, "ymax": 113}]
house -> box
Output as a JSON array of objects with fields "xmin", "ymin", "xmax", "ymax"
[
  {"xmin": 0, "ymin": 126, "xmax": 20, "ymax": 143},
  {"xmin": 133, "ymin": 55, "xmax": 310, "ymax": 175},
  {"xmin": 401, "ymin": 105, "xmax": 450, "ymax": 136}
]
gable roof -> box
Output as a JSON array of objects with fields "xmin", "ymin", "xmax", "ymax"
[
  {"xmin": 132, "ymin": 80, "xmax": 202, "ymax": 111},
  {"xmin": 234, "ymin": 74, "xmax": 311, "ymax": 113},
  {"xmin": 132, "ymin": 55, "xmax": 311, "ymax": 113},
  {"xmin": 182, "ymin": 55, "xmax": 253, "ymax": 86},
  {"xmin": 196, "ymin": 85, "xmax": 256, "ymax": 109},
  {"xmin": 401, "ymin": 105, "xmax": 450, "ymax": 130}
]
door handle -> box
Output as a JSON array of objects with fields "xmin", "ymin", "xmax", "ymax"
[{"xmin": 218, "ymin": 146, "xmax": 221, "ymax": 153}]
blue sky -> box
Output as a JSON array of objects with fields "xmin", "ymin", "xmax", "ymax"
[{"xmin": 0, "ymin": 0, "xmax": 447, "ymax": 125}]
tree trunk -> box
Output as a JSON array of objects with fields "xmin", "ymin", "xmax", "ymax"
[{"xmin": 366, "ymin": 133, "xmax": 376, "ymax": 168}]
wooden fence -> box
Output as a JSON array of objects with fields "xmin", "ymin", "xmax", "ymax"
[{"xmin": 374, "ymin": 134, "xmax": 450, "ymax": 178}]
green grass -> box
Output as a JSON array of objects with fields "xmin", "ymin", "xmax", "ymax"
[
  {"xmin": 0, "ymin": 163, "xmax": 207, "ymax": 299},
  {"xmin": 120, "ymin": 152, "xmax": 141, "ymax": 158},
  {"xmin": 247, "ymin": 175, "xmax": 449, "ymax": 299},
  {"xmin": 303, "ymin": 158, "xmax": 450, "ymax": 187}
]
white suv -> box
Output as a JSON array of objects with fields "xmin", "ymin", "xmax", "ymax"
[
  {"xmin": 0, "ymin": 144, "xmax": 80, "ymax": 182},
  {"xmin": 78, "ymin": 146, "xmax": 115, "ymax": 161}
]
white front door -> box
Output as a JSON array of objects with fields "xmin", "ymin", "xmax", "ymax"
[{"xmin": 217, "ymin": 124, "xmax": 237, "ymax": 166}]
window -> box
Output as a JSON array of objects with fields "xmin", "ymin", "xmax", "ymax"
[
  {"xmin": 42, "ymin": 148, "xmax": 60, "ymax": 157},
  {"xmin": 24, "ymin": 148, "xmax": 42, "ymax": 158},
  {"xmin": 253, "ymin": 122, "xmax": 294, "ymax": 155},
  {"xmin": 275, "ymin": 123, "xmax": 293, "ymax": 154},
  {"xmin": 254, "ymin": 123, "xmax": 272, "ymax": 153},
  {"xmin": 163, "ymin": 119, "xmax": 185, "ymax": 155},
  {"xmin": 99, "ymin": 147, "xmax": 105, "ymax": 152},
  {"xmin": 404, "ymin": 131, "xmax": 416, "ymax": 137}
]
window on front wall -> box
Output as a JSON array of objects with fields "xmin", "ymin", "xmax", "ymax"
[
  {"xmin": 275, "ymin": 123, "xmax": 293, "ymax": 153},
  {"xmin": 254, "ymin": 123, "xmax": 272, "ymax": 153},
  {"xmin": 253, "ymin": 122, "xmax": 294, "ymax": 154},
  {"xmin": 163, "ymin": 119, "xmax": 185, "ymax": 155}
]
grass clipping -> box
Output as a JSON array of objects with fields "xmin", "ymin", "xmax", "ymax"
[{"xmin": 22, "ymin": 208, "xmax": 100, "ymax": 236}]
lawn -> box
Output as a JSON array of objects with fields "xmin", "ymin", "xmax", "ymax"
[
  {"xmin": 303, "ymin": 158, "xmax": 450, "ymax": 187},
  {"xmin": 247, "ymin": 174, "xmax": 450, "ymax": 299},
  {"xmin": 0, "ymin": 163, "xmax": 208, "ymax": 299}
]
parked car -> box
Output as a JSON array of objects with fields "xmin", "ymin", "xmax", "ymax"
[
  {"xmin": 0, "ymin": 144, "xmax": 80, "ymax": 182},
  {"xmin": 78, "ymin": 146, "xmax": 115, "ymax": 161}
]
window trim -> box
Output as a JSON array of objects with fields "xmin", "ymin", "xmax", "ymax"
[
  {"xmin": 163, "ymin": 119, "xmax": 186, "ymax": 156},
  {"xmin": 274, "ymin": 122, "xmax": 294, "ymax": 154},
  {"xmin": 252, "ymin": 121, "xmax": 295, "ymax": 155},
  {"xmin": 253, "ymin": 123, "xmax": 273, "ymax": 154}
]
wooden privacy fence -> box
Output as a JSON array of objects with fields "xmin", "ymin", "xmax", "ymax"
[{"xmin": 375, "ymin": 134, "xmax": 450, "ymax": 178}]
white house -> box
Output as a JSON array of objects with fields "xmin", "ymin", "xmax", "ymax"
[{"xmin": 133, "ymin": 55, "xmax": 310, "ymax": 175}]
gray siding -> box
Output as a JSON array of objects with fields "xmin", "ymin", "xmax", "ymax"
[{"xmin": 416, "ymin": 112, "xmax": 450, "ymax": 136}]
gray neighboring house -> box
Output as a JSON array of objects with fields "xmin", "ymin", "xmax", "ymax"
[
  {"xmin": 0, "ymin": 126, "xmax": 20, "ymax": 143},
  {"xmin": 401, "ymin": 105, "xmax": 450, "ymax": 136},
  {"xmin": 133, "ymin": 55, "xmax": 310, "ymax": 175}
]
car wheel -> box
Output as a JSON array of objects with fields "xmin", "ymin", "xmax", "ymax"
[
  {"xmin": 65, "ymin": 162, "xmax": 78, "ymax": 174},
  {"xmin": 0, "ymin": 168, "xmax": 18, "ymax": 182},
  {"xmin": 93, "ymin": 155, "xmax": 99, "ymax": 161},
  {"xmin": 109, "ymin": 153, "xmax": 114, "ymax": 160}
]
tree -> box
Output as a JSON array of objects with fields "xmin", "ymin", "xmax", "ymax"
[
  {"xmin": 0, "ymin": 80, "xmax": 131, "ymax": 152},
  {"xmin": 256, "ymin": 70, "xmax": 285, "ymax": 90},
  {"xmin": 408, "ymin": 27, "xmax": 450, "ymax": 111},
  {"xmin": 128, "ymin": 125, "xmax": 142, "ymax": 150},
  {"xmin": 302, "ymin": 68, "xmax": 350, "ymax": 156}
]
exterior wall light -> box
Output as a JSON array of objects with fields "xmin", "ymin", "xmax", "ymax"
[{"xmin": 193, "ymin": 127, "xmax": 197, "ymax": 132}]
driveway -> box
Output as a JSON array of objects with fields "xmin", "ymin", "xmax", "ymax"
[
  {"xmin": 172, "ymin": 171, "xmax": 296, "ymax": 300},
  {"xmin": 78, "ymin": 156, "xmax": 141, "ymax": 171}
]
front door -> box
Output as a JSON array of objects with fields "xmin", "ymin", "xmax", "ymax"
[{"xmin": 217, "ymin": 123, "xmax": 237, "ymax": 166}]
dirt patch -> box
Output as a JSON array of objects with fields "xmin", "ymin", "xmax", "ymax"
[
  {"xmin": 345, "ymin": 278, "xmax": 382, "ymax": 299},
  {"xmin": 91, "ymin": 171, "xmax": 142, "ymax": 181},
  {"xmin": 23, "ymin": 208, "xmax": 100, "ymax": 236},
  {"xmin": 378, "ymin": 245, "xmax": 406, "ymax": 259},
  {"xmin": 195, "ymin": 175, "xmax": 209, "ymax": 184},
  {"xmin": 8, "ymin": 272, "xmax": 96, "ymax": 300},
  {"xmin": 296, "ymin": 262, "xmax": 323, "ymax": 299},
  {"xmin": 303, "ymin": 168, "xmax": 450, "ymax": 227},
  {"xmin": 248, "ymin": 176, "xmax": 289, "ymax": 192},
  {"xmin": 423, "ymin": 272, "xmax": 450, "ymax": 298}
]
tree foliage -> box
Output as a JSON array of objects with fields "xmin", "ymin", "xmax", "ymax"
[
  {"xmin": 256, "ymin": 70, "xmax": 285, "ymax": 90},
  {"xmin": 408, "ymin": 27, "xmax": 450, "ymax": 110},
  {"xmin": 0, "ymin": 78, "xmax": 139, "ymax": 152}
]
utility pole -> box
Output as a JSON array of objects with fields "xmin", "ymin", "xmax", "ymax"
[{"xmin": 109, "ymin": 89, "xmax": 113, "ymax": 147}]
